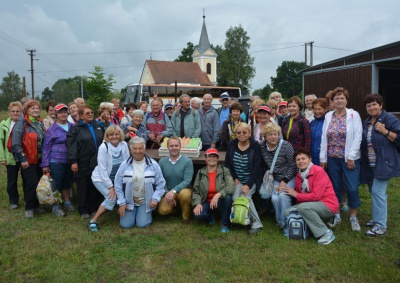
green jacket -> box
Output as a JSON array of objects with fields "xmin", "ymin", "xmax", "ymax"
[
  {"xmin": 0, "ymin": 117, "xmax": 16, "ymax": 165},
  {"xmin": 171, "ymin": 108, "xmax": 201, "ymax": 138},
  {"xmin": 192, "ymin": 164, "xmax": 235, "ymax": 206}
]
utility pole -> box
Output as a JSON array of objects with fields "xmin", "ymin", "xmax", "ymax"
[
  {"xmin": 26, "ymin": 49, "xmax": 36, "ymax": 99},
  {"xmin": 304, "ymin": 42, "xmax": 314, "ymax": 66},
  {"xmin": 22, "ymin": 76, "xmax": 26, "ymax": 97}
]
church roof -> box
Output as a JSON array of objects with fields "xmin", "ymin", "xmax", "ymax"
[
  {"xmin": 144, "ymin": 60, "xmax": 212, "ymax": 85},
  {"xmin": 196, "ymin": 15, "xmax": 211, "ymax": 54}
]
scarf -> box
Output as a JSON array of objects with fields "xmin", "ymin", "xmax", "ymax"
[
  {"xmin": 109, "ymin": 142, "xmax": 123, "ymax": 158},
  {"xmin": 299, "ymin": 162, "xmax": 313, "ymax": 193}
]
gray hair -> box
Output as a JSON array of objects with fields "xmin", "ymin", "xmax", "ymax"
[
  {"xmin": 179, "ymin": 94, "xmax": 190, "ymax": 103},
  {"xmin": 190, "ymin": 97, "xmax": 201, "ymax": 104},
  {"xmin": 305, "ymin": 94, "xmax": 317, "ymax": 100},
  {"xmin": 128, "ymin": 136, "xmax": 146, "ymax": 148},
  {"xmin": 131, "ymin": 109, "xmax": 144, "ymax": 117}
]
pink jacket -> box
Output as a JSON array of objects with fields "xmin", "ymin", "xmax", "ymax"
[{"xmin": 295, "ymin": 165, "xmax": 339, "ymax": 213}]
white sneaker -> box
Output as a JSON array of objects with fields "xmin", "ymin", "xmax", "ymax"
[
  {"xmin": 317, "ymin": 230, "xmax": 335, "ymax": 245},
  {"xmin": 327, "ymin": 216, "xmax": 341, "ymax": 228},
  {"xmin": 365, "ymin": 224, "xmax": 387, "ymax": 237},
  {"xmin": 350, "ymin": 218, "xmax": 361, "ymax": 231},
  {"xmin": 366, "ymin": 219, "xmax": 373, "ymax": 227}
]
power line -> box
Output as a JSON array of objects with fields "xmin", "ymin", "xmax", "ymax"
[
  {"xmin": 36, "ymin": 64, "xmax": 143, "ymax": 74},
  {"xmin": 250, "ymin": 45, "xmax": 303, "ymax": 54},
  {"xmin": 314, "ymin": 45, "xmax": 358, "ymax": 52}
]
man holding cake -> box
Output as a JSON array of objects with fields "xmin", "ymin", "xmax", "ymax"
[{"xmin": 158, "ymin": 136, "xmax": 194, "ymax": 224}]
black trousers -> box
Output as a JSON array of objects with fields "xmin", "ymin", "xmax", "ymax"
[
  {"xmin": 6, "ymin": 163, "xmax": 22, "ymax": 205},
  {"xmin": 75, "ymin": 175, "xmax": 102, "ymax": 215},
  {"xmin": 21, "ymin": 163, "xmax": 41, "ymax": 210}
]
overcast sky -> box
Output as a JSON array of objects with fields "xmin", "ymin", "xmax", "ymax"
[{"xmin": 1, "ymin": 0, "xmax": 399, "ymax": 98}]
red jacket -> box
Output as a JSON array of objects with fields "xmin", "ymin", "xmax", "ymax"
[{"xmin": 295, "ymin": 165, "xmax": 339, "ymax": 213}]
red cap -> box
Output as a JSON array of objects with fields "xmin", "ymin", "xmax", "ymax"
[
  {"xmin": 279, "ymin": 101, "xmax": 288, "ymax": 107},
  {"xmin": 205, "ymin": 148, "xmax": 219, "ymax": 157},
  {"xmin": 54, "ymin": 103, "xmax": 68, "ymax": 112},
  {"xmin": 258, "ymin": 105, "xmax": 271, "ymax": 114}
]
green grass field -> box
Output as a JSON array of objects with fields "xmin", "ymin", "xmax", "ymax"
[{"xmin": 1, "ymin": 110, "xmax": 400, "ymax": 282}]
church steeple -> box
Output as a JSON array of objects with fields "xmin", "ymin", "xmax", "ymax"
[
  {"xmin": 193, "ymin": 10, "xmax": 217, "ymax": 85},
  {"xmin": 197, "ymin": 10, "xmax": 211, "ymax": 53}
]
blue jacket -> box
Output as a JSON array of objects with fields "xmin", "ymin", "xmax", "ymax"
[
  {"xmin": 360, "ymin": 110, "xmax": 400, "ymax": 183},
  {"xmin": 115, "ymin": 155, "xmax": 165, "ymax": 213},
  {"xmin": 310, "ymin": 115, "xmax": 325, "ymax": 166}
]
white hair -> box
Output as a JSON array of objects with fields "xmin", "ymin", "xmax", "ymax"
[
  {"xmin": 190, "ymin": 97, "xmax": 201, "ymax": 104},
  {"xmin": 305, "ymin": 94, "xmax": 317, "ymax": 100},
  {"xmin": 128, "ymin": 136, "xmax": 146, "ymax": 148}
]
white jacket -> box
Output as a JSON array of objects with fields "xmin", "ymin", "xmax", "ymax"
[
  {"xmin": 91, "ymin": 141, "xmax": 130, "ymax": 189},
  {"xmin": 319, "ymin": 108, "xmax": 362, "ymax": 163}
]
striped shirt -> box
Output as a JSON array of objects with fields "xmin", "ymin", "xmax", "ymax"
[
  {"xmin": 260, "ymin": 140, "xmax": 297, "ymax": 183},
  {"xmin": 232, "ymin": 149, "xmax": 251, "ymax": 184}
]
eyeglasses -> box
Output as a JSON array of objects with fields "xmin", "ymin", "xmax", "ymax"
[
  {"xmin": 84, "ymin": 111, "xmax": 94, "ymax": 115},
  {"xmin": 221, "ymin": 98, "xmax": 229, "ymax": 101},
  {"xmin": 236, "ymin": 131, "xmax": 248, "ymax": 135},
  {"xmin": 10, "ymin": 111, "xmax": 21, "ymax": 113}
]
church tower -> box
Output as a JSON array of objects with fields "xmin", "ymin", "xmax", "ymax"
[{"xmin": 192, "ymin": 11, "xmax": 218, "ymax": 85}]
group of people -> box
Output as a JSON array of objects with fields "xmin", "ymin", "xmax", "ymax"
[{"xmin": 1, "ymin": 87, "xmax": 399, "ymax": 246}]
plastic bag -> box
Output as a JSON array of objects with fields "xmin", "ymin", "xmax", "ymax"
[{"xmin": 36, "ymin": 173, "xmax": 62, "ymax": 205}]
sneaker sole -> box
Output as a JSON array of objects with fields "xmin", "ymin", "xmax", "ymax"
[
  {"xmin": 318, "ymin": 235, "xmax": 335, "ymax": 245},
  {"xmin": 365, "ymin": 230, "xmax": 387, "ymax": 237}
]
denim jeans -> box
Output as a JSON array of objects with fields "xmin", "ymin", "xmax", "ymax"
[
  {"xmin": 194, "ymin": 194, "xmax": 233, "ymax": 226},
  {"xmin": 271, "ymin": 178, "xmax": 295, "ymax": 225},
  {"xmin": 368, "ymin": 169, "xmax": 389, "ymax": 228},
  {"xmin": 327, "ymin": 157, "xmax": 361, "ymax": 210},
  {"xmin": 93, "ymin": 181, "xmax": 116, "ymax": 211},
  {"xmin": 120, "ymin": 204, "xmax": 152, "ymax": 228},
  {"xmin": 49, "ymin": 162, "xmax": 73, "ymax": 192},
  {"xmin": 6, "ymin": 163, "xmax": 21, "ymax": 205}
]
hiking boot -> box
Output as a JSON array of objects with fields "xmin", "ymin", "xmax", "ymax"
[
  {"xmin": 10, "ymin": 204, "xmax": 18, "ymax": 210},
  {"xmin": 365, "ymin": 224, "xmax": 387, "ymax": 237},
  {"xmin": 247, "ymin": 227, "xmax": 262, "ymax": 235},
  {"xmin": 220, "ymin": 225, "xmax": 230, "ymax": 233},
  {"xmin": 366, "ymin": 219, "xmax": 374, "ymax": 227},
  {"xmin": 182, "ymin": 219, "xmax": 191, "ymax": 225},
  {"xmin": 317, "ymin": 230, "xmax": 335, "ymax": 245},
  {"xmin": 327, "ymin": 216, "xmax": 341, "ymax": 228},
  {"xmin": 52, "ymin": 206, "xmax": 66, "ymax": 217},
  {"xmin": 82, "ymin": 213, "xmax": 91, "ymax": 219},
  {"xmin": 64, "ymin": 203, "xmax": 76, "ymax": 212},
  {"xmin": 340, "ymin": 203, "xmax": 349, "ymax": 212},
  {"xmin": 25, "ymin": 210, "xmax": 34, "ymax": 219},
  {"xmin": 350, "ymin": 218, "xmax": 361, "ymax": 231},
  {"xmin": 34, "ymin": 207, "xmax": 46, "ymax": 213}
]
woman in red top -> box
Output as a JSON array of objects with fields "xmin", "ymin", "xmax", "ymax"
[{"xmin": 284, "ymin": 148, "xmax": 339, "ymax": 245}]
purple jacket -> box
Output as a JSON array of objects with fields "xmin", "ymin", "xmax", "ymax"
[{"xmin": 41, "ymin": 122, "xmax": 73, "ymax": 167}]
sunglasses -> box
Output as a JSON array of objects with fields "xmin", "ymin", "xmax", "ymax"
[{"xmin": 84, "ymin": 111, "xmax": 94, "ymax": 115}]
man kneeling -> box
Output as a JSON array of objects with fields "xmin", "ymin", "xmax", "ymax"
[{"xmin": 158, "ymin": 136, "xmax": 194, "ymax": 224}]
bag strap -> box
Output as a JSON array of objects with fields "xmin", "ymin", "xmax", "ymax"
[{"xmin": 270, "ymin": 139, "xmax": 283, "ymax": 173}]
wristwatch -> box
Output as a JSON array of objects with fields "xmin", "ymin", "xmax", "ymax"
[
  {"xmin": 172, "ymin": 190, "xmax": 177, "ymax": 194},
  {"xmin": 385, "ymin": 130, "xmax": 390, "ymax": 137}
]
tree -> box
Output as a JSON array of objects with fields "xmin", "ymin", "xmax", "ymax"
[
  {"xmin": 41, "ymin": 87, "xmax": 54, "ymax": 102},
  {"xmin": 270, "ymin": 61, "xmax": 307, "ymax": 98},
  {"xmin": 50, "ymin": 77, "xmax": 81, "ymax": 104},
  {"xmin": 218, "ymin": 25, "xmax": 255, "ymax": 89},
  {"xmin": 175, "ymin": 42, "xmax": 195, "ymax": 62},
  {"xmin": 0, "ymin": 71, "xmax": 23, "ymax": 110},
  {"xmin": 252, "ymin": 84, "xmax": 273, "ymax": 100},
  {"xmin": 85, "ymin": 66, "xmax": 115, "ymax": 111}
]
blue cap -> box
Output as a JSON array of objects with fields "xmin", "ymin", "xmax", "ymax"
[
  {"xmin": 164, "ymin": 103, "xmax": 173, "ymax": 109},
  {"xmin": 220, "ymin": 92, "xmax": 230, "ymax": 100}
]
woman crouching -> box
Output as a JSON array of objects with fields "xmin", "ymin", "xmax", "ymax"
[
  {"xmin": 284, "ymin": 149, "xmax": 339, "ymax": 245},
  {"xmin": 114, "ymin": 137, "xmax": 165, "ymax": 228}
]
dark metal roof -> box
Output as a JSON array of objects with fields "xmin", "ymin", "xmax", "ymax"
[{"xmin": 303, "ymin": 40, "xmax": 400, "ymax": 73}]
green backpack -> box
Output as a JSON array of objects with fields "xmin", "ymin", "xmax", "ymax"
[{"xmin": 230, "ymin": 196, "xmax": 251, "ymax": 225}]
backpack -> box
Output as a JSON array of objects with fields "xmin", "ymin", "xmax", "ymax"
[
  {"xmin": 284, "ymin": 209, "xmax": 309, "ymax": 240},
  {"xmin": 230, "ymin": 196, "xmax": 251, "ymax": 225}
]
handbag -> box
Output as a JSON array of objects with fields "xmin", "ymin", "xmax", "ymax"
[{"xmin": 259, "ymin": 139, "xmax": 283, "ymax": 199}]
